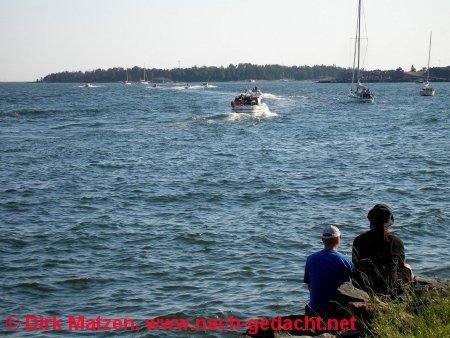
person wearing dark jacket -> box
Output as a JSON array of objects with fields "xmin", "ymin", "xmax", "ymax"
[{"xmin": 352, "ymin": 204, "xmax": 412, "ymax": 295}]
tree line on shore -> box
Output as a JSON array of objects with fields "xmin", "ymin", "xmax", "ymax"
[{"xmin": 38, "ymin": 63, "xmax": 450, "ymax": 83}]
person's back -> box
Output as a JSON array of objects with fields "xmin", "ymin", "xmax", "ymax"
[
  {"xmin": 352, "ymin": 204, "xmax": 411, "ymax": 295},
  {"xmin": 304, "ymin": 225, "xmax": 354, "ymax": 316}
]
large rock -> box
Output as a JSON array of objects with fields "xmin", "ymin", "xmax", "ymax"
[
  {"xmin": 413, "ymin": 277, "xmax": 450, "ymax": 296},
  {"xmin": 335, "ymin": 283, "xmax": 370, "ymax": 304}
]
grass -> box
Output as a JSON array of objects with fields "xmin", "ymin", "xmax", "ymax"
[{"xmin": 367, "ymin": 287, "xmax": 450, "ymax": 338}]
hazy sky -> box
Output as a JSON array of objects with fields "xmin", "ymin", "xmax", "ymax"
[{"xmin": 1, "ymin": 0, "xmax": 449, "ymax": 81}]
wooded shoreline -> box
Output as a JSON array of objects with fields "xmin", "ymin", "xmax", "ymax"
[{"xmin": 38, "ymin": 64, "xmax": 450, "ymax": 83}]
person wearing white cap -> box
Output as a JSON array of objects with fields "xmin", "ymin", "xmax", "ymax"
[{"xmin": 304, "ymin": 225, "xmax": 355, "ymax": 317}]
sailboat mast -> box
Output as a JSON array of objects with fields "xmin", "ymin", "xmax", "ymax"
[
  {"xmin": 356, "ymin": 0, "xmax": 361, "ymax": 83},
  {"xmin": 351, "ymin": 4, "xmax": 358, "ymax": 85},
  {"xmin": 427, "ymin": 32, "xmax": 432, "ymax": 82}
]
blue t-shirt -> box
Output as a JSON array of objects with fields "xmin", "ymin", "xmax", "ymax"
[{"xmin": 304, "ymin": 249, "xmax": 355, "ymax": 315}]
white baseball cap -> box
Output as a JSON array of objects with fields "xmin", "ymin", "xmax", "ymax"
[{"xmin": 322, "ymin": 225, "xmax": 341, "ymax": 239}]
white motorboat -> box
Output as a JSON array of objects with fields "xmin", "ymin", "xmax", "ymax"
[
  {"xmin": 84, "ymin": 83, "xmax": 94, "ymax": 88},
  {"xmin": 184, "ymin": 83, "xmax": 191, "ymax": 89},
  {"xmin": 420, "ymin": 32, "xmax": 436, "ymax": 96},
  {"xmin": 202, "ymin": 82, "xmax": 209, "ymax": 88},
  {"xmin": 230, "ymin": 88, "xmax": 270, "ymax": 114},
  {"xmin": 348, "ymin": 0, "xmax": 374, "ymax": 103}
]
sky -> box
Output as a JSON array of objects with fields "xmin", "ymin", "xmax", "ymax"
[{"xmin": 0, "ymin": 0, "xmax": 449, "ymax": 81}]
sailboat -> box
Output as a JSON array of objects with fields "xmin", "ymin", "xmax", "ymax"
[
  {"xmin": 348, "ymin": 0, "xmax": 374, "ymax": 103},
  {"xmin": 124, "ymin": 67, "xmax": 131, "ymax": 85},
  {"xmin": 420, "ymin": 32, "xmax": 436, "ymax": 96},
  {"xmin": 140, "ymin": 65, "xmax": 149, "ymax": 85}
]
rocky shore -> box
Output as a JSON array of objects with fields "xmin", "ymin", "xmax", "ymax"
[{"xmin": 240, "ymin": 277, "xmax": 449, "ymax": 338}]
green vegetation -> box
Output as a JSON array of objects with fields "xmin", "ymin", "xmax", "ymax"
[
  {"xmin": 368, "ymin": 288, "xmax": 450, "ymax": 338},
  {"xmin": 38, "ymin": 64, "xmax": 450, "ymax": 83}
]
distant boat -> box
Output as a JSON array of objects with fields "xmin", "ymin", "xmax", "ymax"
[
  {"xmin": 84, "ymin": 83, "xmax": 93, "ymax": 88},
  {"xmin": 348, "ymin": 0, "xmax": 374, "ymax": 103},
  {"xmin": 420, "ymin": 32, "xmax": 436, "ymax": 96},
  {"xmin": 202, "ymin": 82, "xmax": 209, "ymax": 88},
  {"xmin": 184, "ymin": 83, "xmax": 191, "ymax": 89},
  {"xmin": 318, "ymin": 78, "xmax": 337, "ymax": 83},
  {"xmin": 140, "ymin": 65, "xmax": 149, "ymax": 85},
  {"xmin": 124, "ymin": 68, "xmax": 131, "ymax": 85}
]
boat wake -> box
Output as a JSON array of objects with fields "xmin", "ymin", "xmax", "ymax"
[
  {"xmin": 262, "ymin": 93, "xmax": 287, "ymax": 100},
  {"xmin": 263, "ymin": 93, "xmax": 312, "ymax": 101},
  {"xmin": 289, "ymin": 95, "xmax": 313, "ymax": 100},
  {"xmin": 226, "ymin": 110, "xmax": 278, "ymax": 121},
  {"xmin": 171, "ymin": 85, "xmax": 217, "ymax": 90},
  {"xmin": 76, "ymin": 85, "xmax": 102, "ymax": 88}
]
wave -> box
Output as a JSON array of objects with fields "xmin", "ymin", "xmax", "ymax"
[
  {"xmin": 8, "ymin": 109, "xmax": 59, "ymax": 117},
  {"xmin": 3, "ymin": 238, "xmax": 28, "ymax": 248},
  {"xmin": 226, "ymin": 110, "xmax": 278, "ymax": 121},
  {"xmin": 424, "ymin": 116, "xmax": 439, "ymax": 124},
  {"xmin": 176, "ymin": 232, "xmax": 218, "ymax": 246},
  {"xmin": 17, "ymin": 282, "xmax": 55, "ymax": 292}
]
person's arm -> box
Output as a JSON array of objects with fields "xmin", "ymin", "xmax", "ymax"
[
  {"xmin": 351, "ymin": 239, "xmax": 364, "ymax": 288},
  {"xmin": 388, "ymin": 238, "xmax": 405, "ymax": 288},
  {"xmin": 352, "ymin": 239, "xmax": 361, "ymax": 272},
  {"xmin": 304, "ymin": 258, "xmax": 310, "ymax": 285},
  {"xmin": 349, "ymin": 258, "xmax": 356, "ymax": 276}
]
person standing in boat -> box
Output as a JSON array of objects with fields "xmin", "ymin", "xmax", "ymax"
[
  {"xmin": 352, "ymin": 204, "xmax": 413, "ymax": 296},
  {"xmin": 304, "ymin": 225, "xmax": 355, "ymax": 317}
]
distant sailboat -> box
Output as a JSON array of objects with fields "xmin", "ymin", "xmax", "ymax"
[
  {"xmin": 348, "ymin": 0, "xmax": 374, "ymax": 103},
  {"xmin": 420, "ymin": 32, "xmax": 436, "ymax": 96},
  {"xmin": 140, "ymin": 65, "xmax": 149, "ymax": 85},
  {"xmin": 124, "ymin": 67, "xmax": 131, "ymax": 85}
]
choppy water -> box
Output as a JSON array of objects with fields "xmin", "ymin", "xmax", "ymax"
[{"xmin": 1, "ymin": 81, "xmax": 449, "ymax": 336}]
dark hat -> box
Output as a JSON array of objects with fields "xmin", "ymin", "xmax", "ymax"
[{"xmin": 367, "ymin": 204, "xmax": 393, "ymax": 225}]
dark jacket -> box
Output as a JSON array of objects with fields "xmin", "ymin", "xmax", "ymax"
[{"xmin": 352, "ymin": 229, "xmax": 407, "ymax": 295}]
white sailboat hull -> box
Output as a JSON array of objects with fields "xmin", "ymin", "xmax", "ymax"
[
  {"xmin": 348, "ymin": 92, "xmax": 374, "ymax": 103},
  {"xmin": 420, "ymin": 88, "xmax": 435, "ymax": 96}
]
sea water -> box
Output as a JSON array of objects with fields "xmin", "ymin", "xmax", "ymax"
[{"xmin": 0, "ymin": 81, "xmax": 449, "ymax": 337}]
